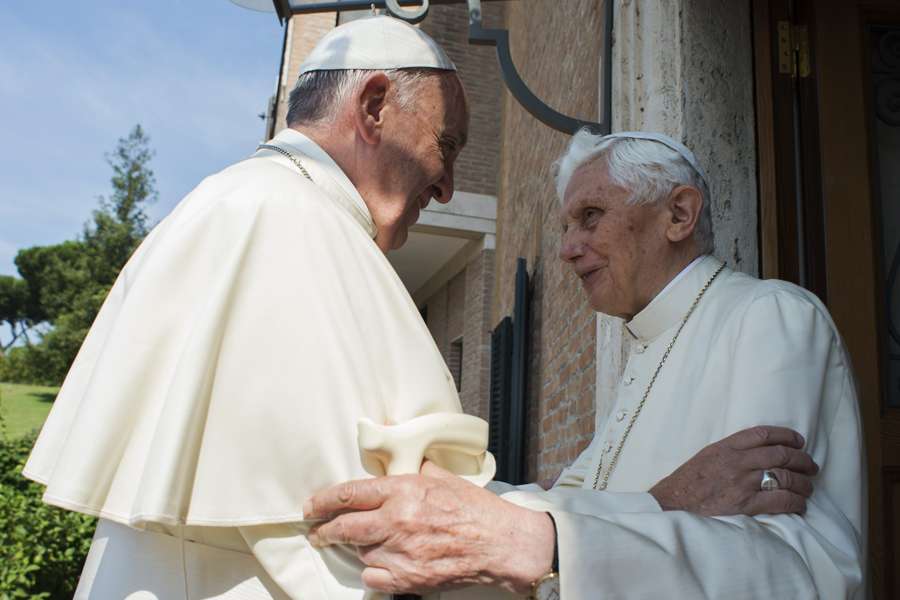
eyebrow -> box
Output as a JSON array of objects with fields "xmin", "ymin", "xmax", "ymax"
[{"xmin": 568, "ymin": 196, "xmax": 597, "ymax": 214}]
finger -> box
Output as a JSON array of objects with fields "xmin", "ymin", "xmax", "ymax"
[
  {"xmin": 767, "ymin": 468, "xmax": 814, "ymax": 498},
  {"xmin": 304, "ymin": 479, "xmax": 389, "ymax": 520},
  {"xmin": 743, "ymin": 445, "xmax": 819, "ymax": 475},
  {"xmin": 745, "ymin": 489, "xmax": 807, "ymax": 516},
  {"xmin": 362, "ymin": 567, "xmax": 401, "ymax": 593},
  {"xmin": 724, "ymin": 426, "xmax": 805, "ymax": 451},
  {"xmin": 309, "ymin": 510, "xmax": 388, "ymax": 547},
  {"xmin": 356, "ymin": 543, "xmax": 383, "ymax": 566}
]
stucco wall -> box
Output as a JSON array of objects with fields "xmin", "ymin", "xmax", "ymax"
[
  {"xmin": 593, "ymin": 0, "xmax": 759, "ymax": 425},
  {"xmin": 613, "ymin": 0, "xmax": 758, "ymax": 273}
]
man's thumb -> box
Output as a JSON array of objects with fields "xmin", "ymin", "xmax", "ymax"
[{"xmin": 420, "ymin": 459, "xmax": 455, "ymax": 479}]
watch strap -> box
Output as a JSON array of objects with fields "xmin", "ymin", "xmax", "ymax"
[{"xmin": 547, "ymin": 512, "xmax": 559, "ymax": 572}]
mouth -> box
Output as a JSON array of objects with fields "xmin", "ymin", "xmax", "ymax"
[
  {"xmin": 576, "ymin": 266, "xmax": 603, "ymax": 287},
  {"xmin": 405, "ymin": 192, "xmax": 431, "ymax": 226}
]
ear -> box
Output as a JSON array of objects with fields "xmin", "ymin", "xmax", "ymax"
[
  {"xmin": 352, "ymin": 72, "xmax": 391, "ymax": 146},
  {"xmin": 664, "ymin": 185, "xmax": 703, "ymax": 243}
]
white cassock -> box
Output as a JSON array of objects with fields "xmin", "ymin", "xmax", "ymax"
[
  {"xmin": 22, "ymin": 128, "xmax": 496, "ymax": 600},
  {"xmin": 494, "ymin": 255, "xmax": 865, "ymax": 599}
]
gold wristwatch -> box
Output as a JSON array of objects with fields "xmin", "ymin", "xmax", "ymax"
[{"xmin": 529, "ymin": 572, "xmax": 559, "ymax": 600}]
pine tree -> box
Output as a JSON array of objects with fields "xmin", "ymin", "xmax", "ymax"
[
  {"xmin": 2, "ymin": 125, "xmax": 159, "ymax": 384},
  {"xmin": 84, "ymin": 124, "xmax": 158, "ymax": 286}
]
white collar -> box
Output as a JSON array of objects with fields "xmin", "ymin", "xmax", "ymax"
[
  {"xmin": 259, "ymin": 129, "xmax": 376, "ymax": 238},
  {"xmin": 654, "ymin": 255, "xmax": 705, "ymax": 300},
  {"xmin": 625, "ymin": 255, "xmax": 725, "ymax": 342}
]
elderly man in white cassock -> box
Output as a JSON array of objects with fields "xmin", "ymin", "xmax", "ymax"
[
  {"xmin": 305, "ymin": 129, "xmax": 866, "ymax": 600},
  {"xmin": 23, "ymin": 16, "xmax": 826, "ymax": 600}
]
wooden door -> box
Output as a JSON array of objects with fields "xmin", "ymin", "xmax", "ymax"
[{"xmin": 754, "ymin": 0, "xmax": 900, "ymax": 597}]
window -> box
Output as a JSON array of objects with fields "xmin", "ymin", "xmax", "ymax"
[{"xmin": 449, "ymin": 337, "xmax": 463, "ymax": 391}]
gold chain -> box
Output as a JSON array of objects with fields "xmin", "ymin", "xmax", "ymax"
[
  {"xmin": 257, "ymin": 143, "xmax": 313, "ymax": 182},
  {"xmin": 592, "ymin": 263, "xmax": 726, "ymax": 490}
]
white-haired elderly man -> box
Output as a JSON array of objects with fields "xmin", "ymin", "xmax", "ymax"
[
  {"xmin": 306, "ymin": 129, "xmax": 866, "ymax": 600},
  {"xmin": 25, "ymin": 15, "xmax": 827, "ymax": 600}
]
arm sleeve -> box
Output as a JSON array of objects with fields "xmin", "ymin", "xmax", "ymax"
[
  {"xmin": 501, "ymin": 290, "xmax": 865, "ymax": 600},
  {"xmin": 487, "ymin": 437, "xmax": 662, "ymax": 515}
]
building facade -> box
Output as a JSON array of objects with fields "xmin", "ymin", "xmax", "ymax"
[{"xmin": 266, "ymin": 1, "xmax": 899, "ymax": 596}]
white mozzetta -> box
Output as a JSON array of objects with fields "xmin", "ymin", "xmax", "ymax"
[{"xmin": 24, "ymin": 129, "xmax": 494, "ymax": 600}]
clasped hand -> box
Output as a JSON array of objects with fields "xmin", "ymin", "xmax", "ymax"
[
  {"xmin": 304, "ymin": 461, "xmax": 554, "ymax": 595},
  {"xmin": 303, "ymin": 425, "xmax": 818, "ymax": 596}
]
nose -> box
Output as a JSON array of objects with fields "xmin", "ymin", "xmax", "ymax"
[
  {"xmin": 432, "ymin": 164, "xmax": 454, "ymax": 204},
  {"xmin": 559, "ymin": 229, "xmax": 584, "ymax": 263}
]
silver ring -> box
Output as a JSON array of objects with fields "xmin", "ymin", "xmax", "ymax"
[{"xmin": 760, "ymin": 470, "xmax": 780, "ymax": 491}]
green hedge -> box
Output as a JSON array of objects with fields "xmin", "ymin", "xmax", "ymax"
[{"xmin": 0, "ymin": 432, "xmax": 96, "ymax": 599}]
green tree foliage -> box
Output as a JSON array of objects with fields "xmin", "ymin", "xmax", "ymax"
[
  {"xmin": 85, "ymin": 124, "xmax": 157, "ymax": 286},
  {"xmin": 1, "ymin": 125, "xmax": 156, "ymax": 385},
  {"xmin": 0, "ymin": 276, "xmax": 37, "ymax": 351},
  {"xmin": 13, "ymin": 242, "xmax": 90, "ymax": 324}
]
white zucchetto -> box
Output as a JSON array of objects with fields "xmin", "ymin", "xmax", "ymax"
[
  {"xmin": 297, "ymin": 15, "xmax": 456, "ymax": 76},
  {"xmin": 603, "ymin": 131, "xmax": 709, "ymax": 185}
]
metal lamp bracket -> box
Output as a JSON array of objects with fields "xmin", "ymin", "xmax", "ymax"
[
  {"xmin": 466, "ymin": 0, "xmax": 610, "ymax": 135},
  {"xmin": 384, "ymin": 0, "xmax": 429, "ymax": 24}
]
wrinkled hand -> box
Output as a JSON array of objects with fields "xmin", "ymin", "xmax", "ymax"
[
  {"xmin": 304, "ymin": 462, "xmax": 554, "ymax": 595},
  {"xmin": 650, "ymin": 426, "xmax": 818, "ymax": 516}
]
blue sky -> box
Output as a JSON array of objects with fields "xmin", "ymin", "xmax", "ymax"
[{"xmin": 0, "ymin": 1, "xmax": 283, "ymax": 281}]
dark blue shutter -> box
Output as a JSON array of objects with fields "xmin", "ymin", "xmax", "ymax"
[{"xmin": 488, "ymin": 258, "xmax": 530, "ymax": 485}]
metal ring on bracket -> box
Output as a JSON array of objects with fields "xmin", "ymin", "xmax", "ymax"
[{"xmin": 384, "ymin": 0, "xmax": 429, "ymax": 24}]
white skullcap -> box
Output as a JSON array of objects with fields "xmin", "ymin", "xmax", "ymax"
[
  {"xmin": 602, "ymin": 131, "xmax": 708, "ymax": 183},
  {"xmin": 297, "ymin": 15, "xmax": 456, "ymax": 76}
]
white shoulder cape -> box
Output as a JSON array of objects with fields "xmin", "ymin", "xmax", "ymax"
[{"xmin": 23, "ymin": 130, "xmax": 488, "ymax": 528}]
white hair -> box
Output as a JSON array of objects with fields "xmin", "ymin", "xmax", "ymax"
[
  {"xmin": 286, "ymin": 68, "xmax": 445, "ymax": 126},
  {"xmin": 553, "ymin": 128, "xmax": 715, "ymax": 253}
]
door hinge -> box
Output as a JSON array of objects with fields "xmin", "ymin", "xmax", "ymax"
[{"xmin": 777, "ymin": 21, "xmax": 811, "ymax": 79}]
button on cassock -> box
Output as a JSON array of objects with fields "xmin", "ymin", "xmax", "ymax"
[
  {"xmin": 616, "ymin": 410, "xmax": 627, "ymax": 422},
  {"xmin": 624, "ymin": 375, "xmax": 635, "ymax": 386}
]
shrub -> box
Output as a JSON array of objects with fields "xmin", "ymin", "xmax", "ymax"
[
  {"xmin": 0, "ymin": 347, "xmax": 46, "ymax": 386},
  {"xmin": 0, "ymin": 431, "xmax": 96, "ymax": 599}
]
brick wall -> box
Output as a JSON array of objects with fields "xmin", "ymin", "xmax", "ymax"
[
  {"xmin": 425, "ymin": 279, "xmax": 450, "ymax": 356},
  {"xmin": 446, "ymin": 270, "xmax": 466, "ymax": 342},
  {"xmin": 422, "ymin": 248, "xmax": 494, "ymax": 421},
  {"xmin": 461, "ymin": 248, "xmax": 494, "ymax": 420},
  {"xmin": 492, "ymin": 0, "xmax": 605, "ymax": 487}
]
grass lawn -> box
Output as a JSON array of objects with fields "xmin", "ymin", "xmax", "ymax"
[{"xmin": 0, "ymin": 382, "xmax": 58, "ymax": 438}]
